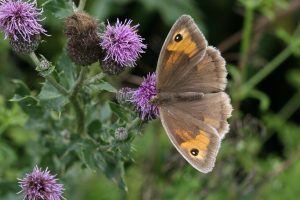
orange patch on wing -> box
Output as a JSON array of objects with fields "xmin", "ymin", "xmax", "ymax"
[
  {"xmin": 164, "ymin": 28, "xmax": 197, "ymax": 71},
  {"xmin": 175, "ymin": 129, "xmax": 193, "ymax": 141},
  {"xmin": 178, "ymin": 130, "xmax": 211, "ymax": 160},
  {"xmin": 166, "ymin": 28, "xmax": 197, "ymax": 56},
  {"xmin": 165, "ymin": 52, "xmax": 181, "ymax": 71}
]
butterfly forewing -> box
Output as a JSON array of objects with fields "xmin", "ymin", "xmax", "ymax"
[
  {"xmin": 172, "ymin": 46, "xmax": 228, "ymax": 93},
  {"xmin": 156, "ymin": 15, "xmax": 207, "ymax": 93},
  {"xmin": 159, "ymin": 107, "xmax": 221, "ymax": 173}
]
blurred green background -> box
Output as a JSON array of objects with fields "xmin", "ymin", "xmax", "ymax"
[{"xmin": 1, "ymin": 0, "xmax": 300, "ymax": 199}]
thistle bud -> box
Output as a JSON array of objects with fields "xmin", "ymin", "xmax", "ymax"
[
  {"xmin": 65, "ymin": 11, "xmax": 101, "ymax": 66},
  {"xmin": 116, "ymin": 87, "xmax": 134, "ymax": 104},
  {"xmin": 9, "ymin": 34, "xmax": 41, "ymax": 54},
  {"xmin": 35, "ymin": 55, "xmax": 54, "ymax": 77},
  {"xmin": 101, "ymin": 59, "xmax": 125, "ymax": 75},
  {"xmin": 115, "ymin": 127, "xmax": 128, "ymax": 141}
]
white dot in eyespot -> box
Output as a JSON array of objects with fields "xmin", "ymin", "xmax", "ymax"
[
  {"xmin": 174, "ymin": 33, "xmax": 183, "ymax": 42},
  {"xmin": 190, "ymin": 148, "xmax": 199, "ymax": 156}
]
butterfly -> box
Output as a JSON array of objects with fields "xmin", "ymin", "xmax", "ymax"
[{"xmin": 154, "ymin": 15, "xmax": 232, "ymax": 173}]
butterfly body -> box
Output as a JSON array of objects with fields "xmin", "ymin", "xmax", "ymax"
[
  {"xmin": 153, "ymin": 92, "xmax": 204, "ymax": 105},
  {"xmin": 156, "ymin": 15, "xmax": 232, "ymax": 173}
]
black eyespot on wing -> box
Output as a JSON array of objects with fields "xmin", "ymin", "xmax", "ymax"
[
  {"xmin": 174, "ymin": 33, "xmax": 183, "ymax": 42},
  {"xmin": 190, "ymin": 148, "xmax": 199, "ymax": 156}
]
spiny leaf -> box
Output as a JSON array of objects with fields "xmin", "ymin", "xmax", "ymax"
[{"xmin": 38, "ymin": 80, "xmax": 69, "ymax": 111}]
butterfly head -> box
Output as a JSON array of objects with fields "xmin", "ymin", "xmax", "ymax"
[{"xmin": 149, "ymin": 96, "xmax": 159, "ymax": 105}]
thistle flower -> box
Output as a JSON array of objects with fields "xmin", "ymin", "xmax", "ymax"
[
  {"xmin": 132, "ymin": 73, "xmax": 159, "ymax": 120},
  {"xmin": 18, "ymin": 165, "xmax": 64, "ymax": 200},
  {"xmin": 100, "ymin": 19, "xmax": 146, "ymax": 73},
  {"xmin": 115, "ymin": 127, "xmax": 128, "ymax": 141},
  {"xmin": 65, "ymin": 11, "xmax": 101, "ymax": 66},
  {"xmin": 0, "ymin": 0, "xmax": 47, "ymax": 53}
]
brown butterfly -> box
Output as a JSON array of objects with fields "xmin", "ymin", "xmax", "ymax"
[{"xmin": 154, "ymin": 15, "xmax": 232, "ymax": 173}]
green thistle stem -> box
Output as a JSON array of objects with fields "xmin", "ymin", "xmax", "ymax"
[
  {"xmin": 69, "ymin": 67, "xmax": 88, "ymax": 137},
  {"xmin": 279, "ymin": 90, "xmax": 300, "ymax": 121},
  {"xmin": 239, "ymin": 6, "xmax": 254, "ymax": 81},
  {"xmin": 78, "ymin": 0, "xmax": 87, "ymax": 11},
  {"xmin": 126, "ymin": 117, "xmax": 140, "ymax": 130},
  {"xmin": 84, "ymin": 73, "xmax": 105, "ymax": 85},
  {"xmin": 241, "ymin": 22, "xmax": 300, "ymax": 96},
  {"xmin": 70, "ymin": 67, "xmax": 88, "ymax": 97},
  {"xmin": 70, "ymin": 97, "xmax": 85, "ymax": 136},
  {"xmin": 242, "ymin": 47, "xmax": 292, "ymax": 95}
]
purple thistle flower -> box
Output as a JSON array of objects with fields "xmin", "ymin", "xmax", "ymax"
[
  {"xmin": 100, "ymin": 19, "xmax": 147, "ymax": 68},
  {"xmin": 0, "ymin": 0, "xmax": 47, "ymax": 42},
  {"xmin": 132, "ymin": 73, "xmax": 159, "ymax": 120},
  {"xmin": 18, "ymin": 165, "xmax": 64, "ymax": 200}
]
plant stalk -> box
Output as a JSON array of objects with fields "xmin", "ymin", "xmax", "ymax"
[
  {"xmin": 239, "ymin": 6, "xmax": 254, "ymax": 81},
  {"xmin": 242, "ymin": 47, "xmax": 292, "ymax": 95},
  {"xmin": 70, "ymin": 67, "xmax": 88, "ymax": 97},
  {"xmin": 78, "ymin": 0, "xmax": 87, "ymax": 11},
  {"xmin": 279, "ymin": 90, "xmax": 300, "ymax": 121},
  {"xmin": 69, "ymin": 67, "xmax": 88, "ymax": 137}
]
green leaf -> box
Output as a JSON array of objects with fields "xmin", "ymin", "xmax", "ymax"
[
  {"xmin": 38, "ymin": 80, "xmax": 69, "ymax": 111},
  {"xmin": 77, "ymin": 142, "xmax": 98, "ymax": 171},
  {"xmin": 94, "ymin": 152, "xmax": 127, "ymax": 191},
  {"xmin": 99, "ymin": 81, "xmax": 117, "ymax": 93},
  {"xmin": 109, "ymin": 102, "xmax": 128, "ymax": 121},
  {"xmin": 11, "ymin": 79, "xmax": 30, "ymax": 96},
  {"xmin": 0, "ymin": 99, "xmax": 27, "ymax": 135},
  {"xmin": 87, "ymin": 120, "xmax": 102, "ymax": 136},
  {"xmin": 43, "ymin": 0, "xmax": 74, "ymax": 19},
  {"xmin": 86, "ymin": 81, "xmax": 117, "ymax": 94},
  {"xmin": 10, "ymin": 95, "xmax": 43, "ymax": 118},
  {"xmin": 56, "ymin": 51, "xmax": 76, "ymax": 89}
]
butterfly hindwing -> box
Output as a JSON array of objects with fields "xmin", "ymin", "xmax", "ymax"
[
  {"xmin": 159, "ymin": 107, "xmax": 221, "ymax": 173},
  {"xmin": 166, "ymin": 92, "xmax": 232, "ymax": 139}
]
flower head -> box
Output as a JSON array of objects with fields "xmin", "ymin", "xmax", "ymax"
[
  {"xmin": 65, "ymin": 11, "xmax": 101, "ymax": 66},
  {"xmin": 0, "ymin": 0, "xmax": 46, "ymax": 42},
  {"xmin": 100, "ymin": 19, "xmax": 146, "ymax": 69},
  {"xmin": 132, "ymin": 73, "xmax": 159, "ymax": 120},
  {"xmin": 18, "ymin": 165, "xmax": 64, "ymax": 200}
]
